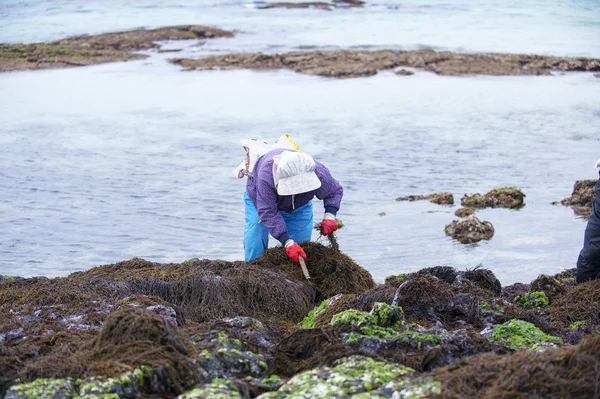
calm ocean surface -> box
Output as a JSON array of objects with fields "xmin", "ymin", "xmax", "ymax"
[{"xmin": 1, "ymin": 0, "xmax": 599, "ymax": 284}]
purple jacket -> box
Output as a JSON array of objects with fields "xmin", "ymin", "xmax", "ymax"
[{"xmin": 246, "ymin": 148, "xmax": 343, "ymax": 244}]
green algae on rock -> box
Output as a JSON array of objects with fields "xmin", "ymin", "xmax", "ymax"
[
  {"xmin": 513, "ymin": 291, "xmax": 549, "ymax": 309},
  {"xmin": 174, "ymin": 379, "xmax": 241, "ymax": 399},
  {"xmin": 3, "ymin": 378, "xmax": 80, "ymax": 399},
  {"xmin": 461, "ymin": 187, "xmax": 526, "ymax": 209},
  {"xmin": 299, "ymin": 297, "xmax": 335, "ymax": 328},
  {"xmin": 490, "ymin": 319, "xmax": 562, "ymax": 350},
  {"xmin": 256, "ymin": 356, "xmax": 414, "ymax": 398}
]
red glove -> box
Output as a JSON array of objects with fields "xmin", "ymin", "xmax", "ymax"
[
  {"xmin": 320, "ymin": 219, "xmax": 338, "ymax": 236},
  {"xmin": 285, "ymin": 241, "xmax": 307, "ymax": 263}
]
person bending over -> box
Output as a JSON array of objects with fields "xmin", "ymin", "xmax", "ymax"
[{"xmin": 244, "ymin": 149, "xmax": 343, "ymax": 262}]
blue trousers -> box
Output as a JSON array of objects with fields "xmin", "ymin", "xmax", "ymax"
[{"xmin": 244, "ymin": 192, "xmax": 313, "ymax": 262}]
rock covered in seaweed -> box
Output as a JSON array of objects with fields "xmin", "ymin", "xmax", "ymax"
[
  {"xmin": 3, "ymin": 251, "xmax": 600, "ymax": 399},
  {"xmin": 444, "ymin": 215, "xmax": 495, "ymax": 243},
  {"xmin": 257, "ymin": 355, "xmax": 417, "ymax": 398},
  {"xmin": 552, "ymin": 179, "xmax": 596, "ymax": 218},
  {"xmin": 461, "ymin": 187, "xmax": 525, "ymax": 209}
]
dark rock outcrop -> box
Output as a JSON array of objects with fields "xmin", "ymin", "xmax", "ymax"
[{"xmin": 553, "ymin": 179, "xmax": 596, "ymax": 218}]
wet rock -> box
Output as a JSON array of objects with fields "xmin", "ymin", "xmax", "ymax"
[
  {"xmin": 595, "ymin": 73, "xmax": 600, "ymax": 78},
  {"xmin": 175, "ymin": 379, "xmax": 242, "ymax": 398},
  {"xmin": 215, "ymin": 317, "xmax": 277, "ymax": 348},
  {"xmin": 444, "ymin": 215, "xmax": 495, "ymax": 244},
  {"xmin": 78, "ymin": 366, "xmax": 152, "ymax": 398},
  {"xmin": 257, "ymin": 355, "xmax": 414, "ymax": 398},
  {"xmin": 146, "ymin": 304, "xmax": 181, "ymax": 326},
  {"xmin": 193, "ymin": 330, "xmax": 270, "ymax": 381},
  {"xmin": 0, "ymin": 25, "xmax": 234, "ymax": 73},
  {"xmin": 3, "ymin": 378, "xmax": 80, "ymax": 399},
  {"xmin": 454, "ymin": 207, "xmax": 475, "ymax": 218},
  {"xmin": 396, "ymin": 192, "xmax": 454, "ymax": 205},
  {"xmin": 461, "ymin": 187, "xmax": 525, "ymax": 209},
  {"xmin": 170, "ymin": 49, "xmax": 600, "ymax": 78},
  {"xmin": 370, "ymin": 377, "xmax": 441, "ymax": 398},
  {"xmin": 553, "ymin": 179, "xmax": 596, "ymax": 218}
]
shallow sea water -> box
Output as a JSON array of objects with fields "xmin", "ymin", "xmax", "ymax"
[{"xmin": 1, "ymin": 0, "xmax": 599, "ymax": 284}]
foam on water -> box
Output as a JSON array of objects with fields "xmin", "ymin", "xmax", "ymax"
[{"xmin": 1, "ymin": 0, "xmax": 600, "ymax": 284}]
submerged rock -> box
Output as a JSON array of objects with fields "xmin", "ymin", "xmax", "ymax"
[
  {"xmin": 461, "ymin": 187, "xmax": 525, "ymax": 209},
  {"xmin": 396, "ymin": 192, "xmax": 454, "ymax": 205},
  {"xmin": 553, "ymin": 179, "xmax": 596, "ymax": 218},
  {"xmin": 444, "ymin": 215, "xmax": 495, "ymax": 244}
]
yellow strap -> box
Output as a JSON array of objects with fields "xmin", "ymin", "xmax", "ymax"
[{"xmin": 283, "ymin": 133, "xmax": 301, "ymax": 152}]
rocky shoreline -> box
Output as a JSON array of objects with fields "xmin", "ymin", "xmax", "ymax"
[
  {"xmin": 1, "ymin": 241, "xmax": 599, "ymax": 398},
  {"xmin": 2, "ymin": 25, "xmax": 600, "ymax": 77}
]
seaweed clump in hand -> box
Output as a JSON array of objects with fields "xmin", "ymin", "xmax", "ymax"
[{"xmin": 314, "ymin": 219, "xmax": 344, "ymax": 252}]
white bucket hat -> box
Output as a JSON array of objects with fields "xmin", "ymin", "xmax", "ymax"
[
  {"xmin": 596, "ymin": 159, "xmax": 600, "ymax": 168},
  {"xmin": 273, "ymin": 151, "xmax": 322, "ymax": 196}
]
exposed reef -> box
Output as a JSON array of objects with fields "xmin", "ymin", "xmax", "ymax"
[
  {"xmin": 256, "ymin": 0, "xmax": 363, "ymax": 11},
  {"xmin": 1, "ymin": 244, "xmax": 599, "ymax": 398},
  {"xmin": 170, "ymin": 49, "xmax": 600, "ymax": 78},
  {"xmin": 553, "ymin": 179, "xmax": 596, "ymax": 219},
  {"xmin": 0, "ymin": 25, "xmax": 233, "ymax": 72}
]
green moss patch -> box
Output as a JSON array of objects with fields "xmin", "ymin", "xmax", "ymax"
[
  {"xmin": 490, "ymin": 320, "xmax": 562, "ymax": 350},
  {"xmin": 513, "ymin": 291, "xmax": 549, "ymax": 309},
  {"xmin": 299, "ymin": 298, "xmax": 331, "ymax": 328}
]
